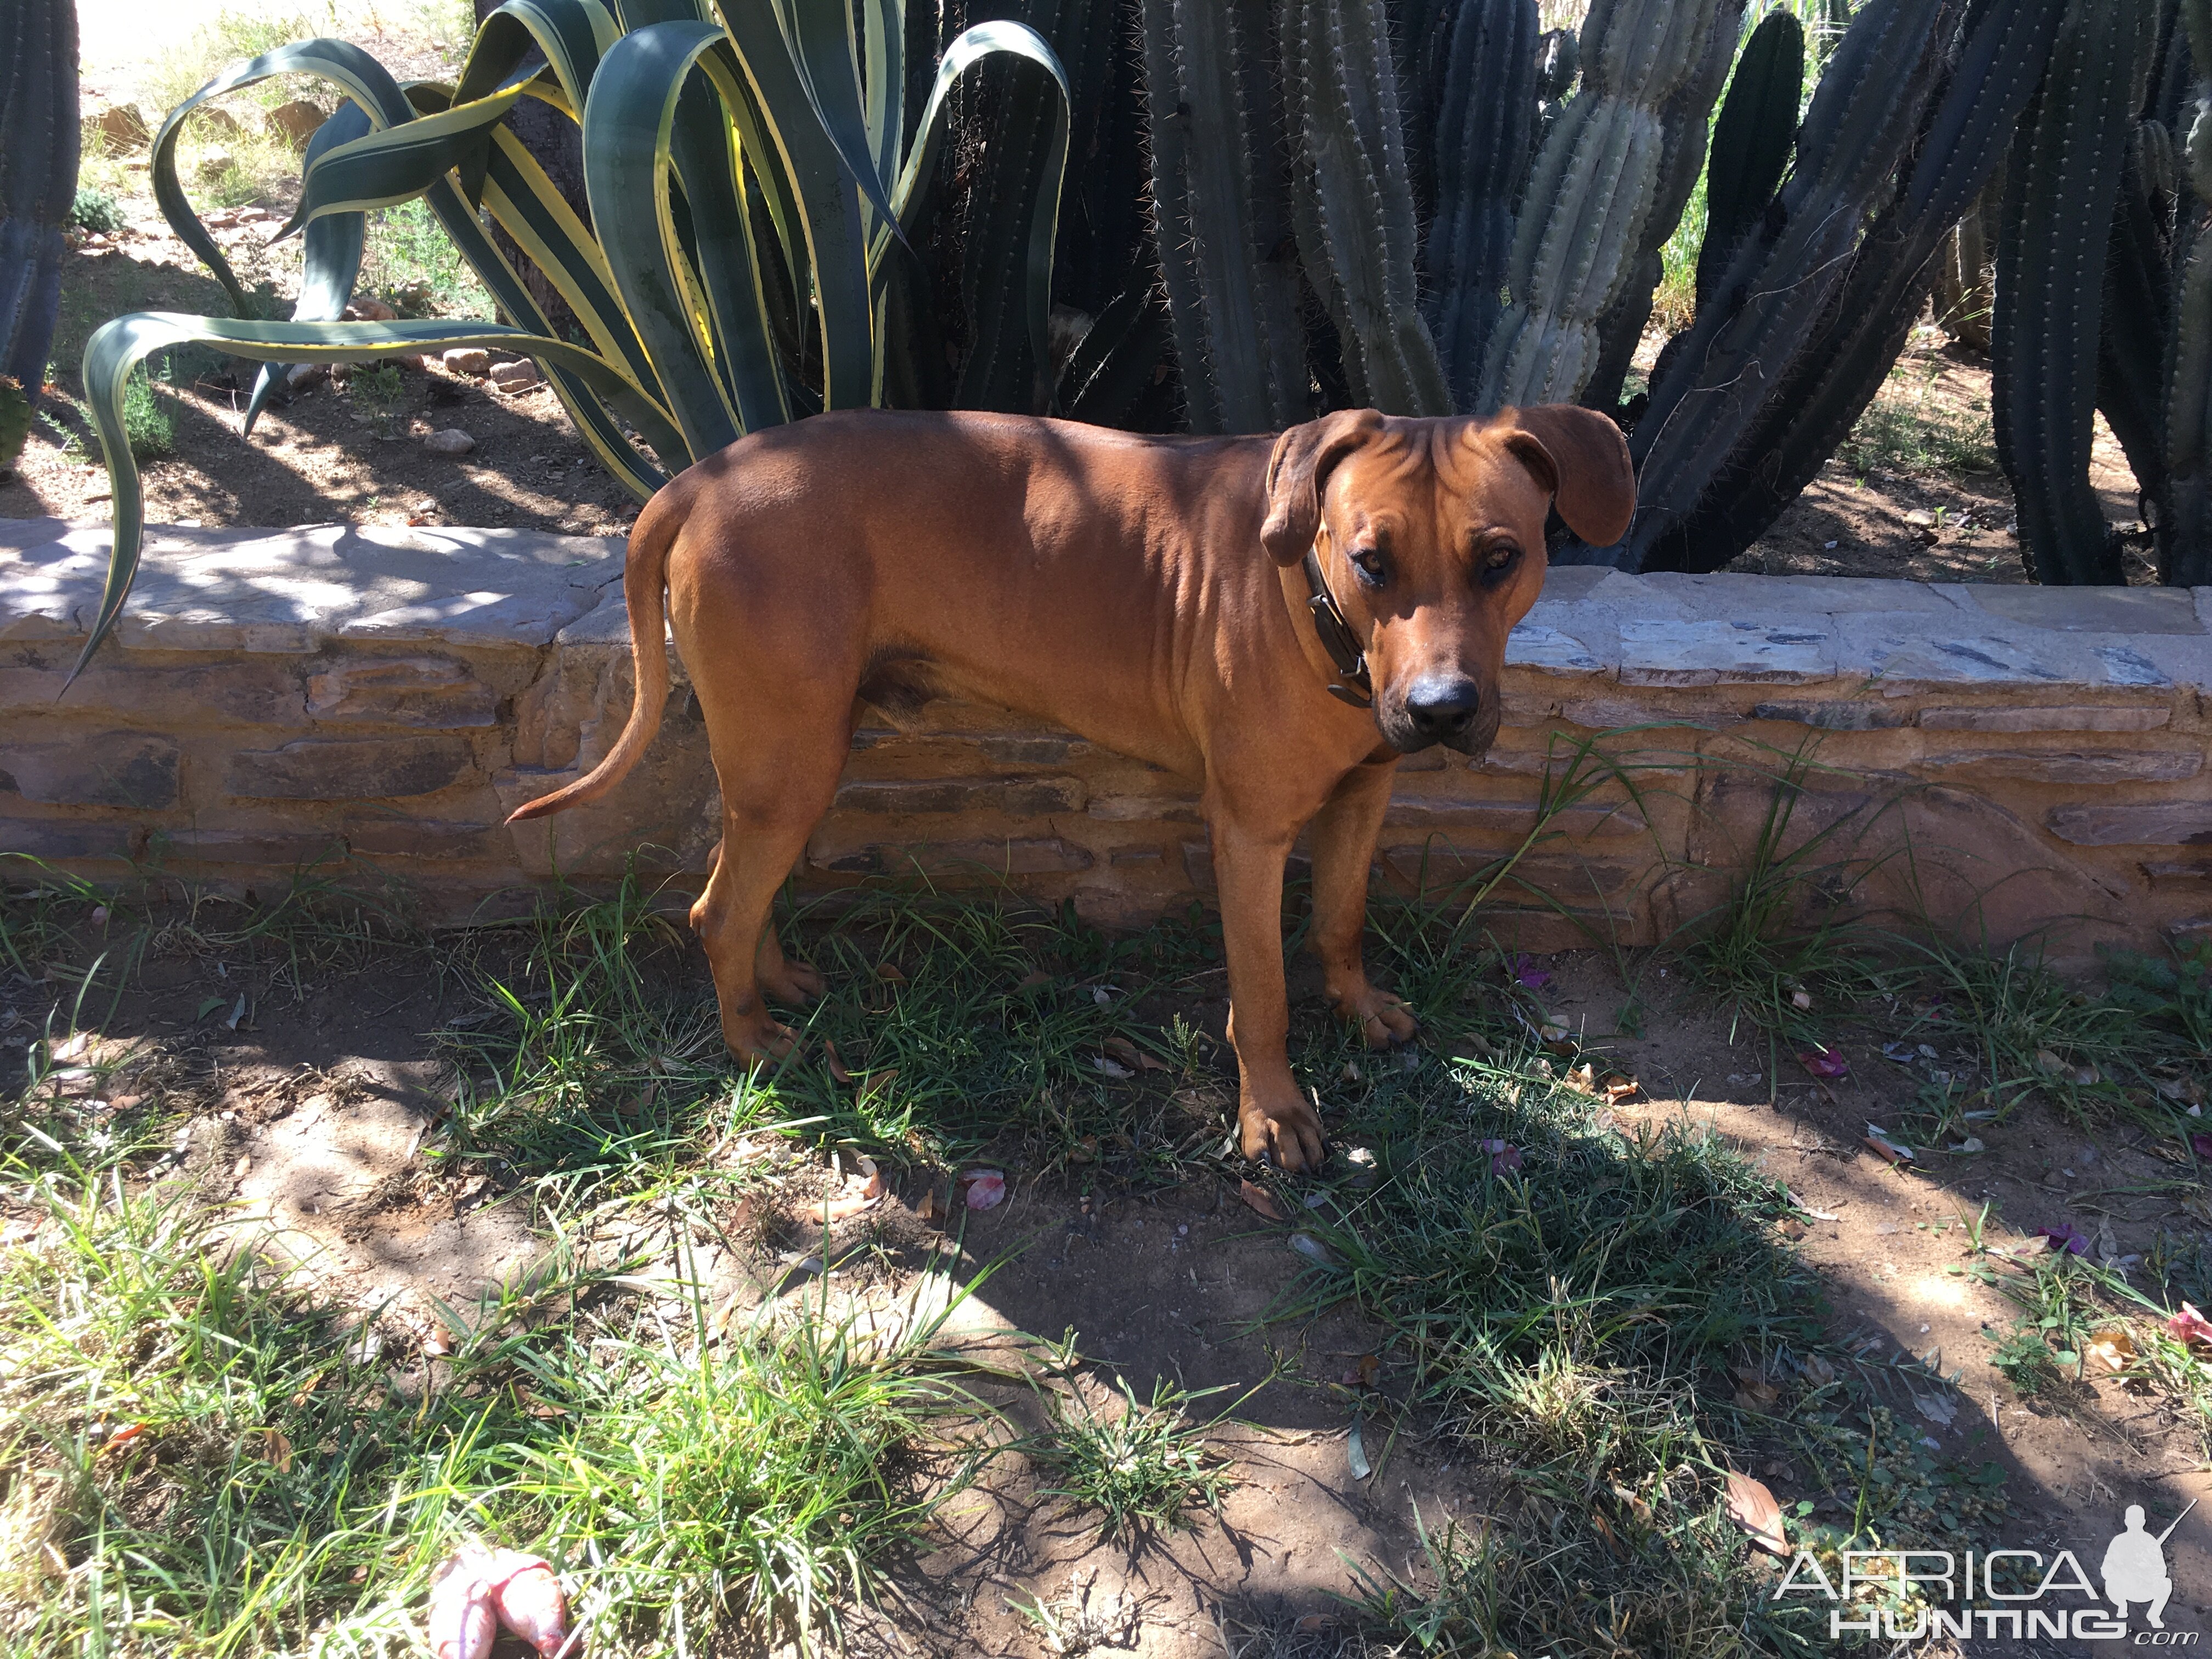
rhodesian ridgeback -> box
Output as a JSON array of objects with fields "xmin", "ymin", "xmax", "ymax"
[{"xmin": 509, "ymin": 405, "xmax": 1634, "ymax": 1170}]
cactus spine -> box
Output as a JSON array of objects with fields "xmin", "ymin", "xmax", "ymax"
[
  {"xmin": 1283, "ymin": 0, "xmax": 1451, "ymax": 415},
  {"xmin": 1697, "ymin": 10, "xmax": 1805, "ymax": 308},
  {"xmin": 1424, "ymin": 0, "xmax": 1540, "ymax": 411},
  {"xmin": 2162, "ymin": 0, "xmax": 2212, "ymax": 583},
  {"xmin": 1993, "ymin": 0, "xmax": 2153, "ymax": 585},
  {"xmin": 1140, "ymin": 0, "xmax": 1310, "ymax": 433},
  {"xmin": 1475, "ymin": 0, "xmax": 1730, "ymax": 413}
]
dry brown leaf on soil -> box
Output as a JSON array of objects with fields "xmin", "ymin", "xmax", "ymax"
[
  {"xmin": 1238, "ymin": 1179, "xmax": 1286, "ymax": 1222},
  {"xmin": 1611, "ymin": 1482, "xmax": 1654, "ymax": 1525},
  {"xmin": 814, "ymin": 1157, "xmax": 885, "ymax": 1222},
  {"xmin": 855, "ymin": 1068, "xmax": 899, "ymax": 1105},
  {"xmin": 1601, "ymin": 1074, "xmax": 1640, "ymax": 1103},
  {"xmin": 1016, "ymin": 968, "xmax": 1052, "ymax": 990},
  {"xmin": 822, "ymin": 1040, "xmax": 856, "ymax": 1085},
  {"xmin": 257, "ymin": 1428, "xmax": 294, "ymax": 1471},
  {"xmin": 915, "ymin": 1187, "xmax": 939, "ymax": 1222},
  {"xmin": 875, "ymin": 962, "xmax": 907, "ymax": 984},
  {"xmin": 1564, "ymin": 1062, "xmax": 1599, "ymax": 1097},
  {"xmin": 1724, "ymin": 1471, "xmax": 1790, "ymax": 1556},
  {"xmin": 2087, "ymin": 1329, "xmax": 2138, "ymax": 1373},
  {"xmin": 1102, "ymin": 1035, "xmax": 1146, "ymax": 1071}
]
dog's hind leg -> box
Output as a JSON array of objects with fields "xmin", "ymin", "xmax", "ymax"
[
  {"xmin": 1308, "ymin": 758, "xmax": 1418, "ymax": 1048},
  {"xmin": 687, "ymin": 729, "xmax": 845, "ymax": 1063}
]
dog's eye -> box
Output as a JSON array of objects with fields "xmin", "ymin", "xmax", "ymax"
[
  {"xmin": 1481, "ymin": 541, "xmax": 1520, "ymax": 575},
  {"xmin": 1351, "ymin": 548, "xmax": 1387, "ymax": 584}
]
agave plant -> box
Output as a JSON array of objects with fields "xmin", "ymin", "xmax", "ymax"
[{"xmin": 71, "ymin": 0, "xmax": 1070, "ymax": 680}]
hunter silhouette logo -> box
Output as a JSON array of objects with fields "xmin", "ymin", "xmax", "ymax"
[
  {"xmin": 2104, "ymin": 1503, "xmax": 2190, "ymax": 1630},
  {"xmin": 1773, "ymin": 1499, "xmax": 2200, "ymax": 1643}
]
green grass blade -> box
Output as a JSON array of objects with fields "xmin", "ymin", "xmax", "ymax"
[
  {"xmin": 149, "ymin": 40, "xmax": 418, "ymax": 316},
  {"xmin": 72, "ymin": 314, "xmax": 668, "ymax": 685},
  {"xmin": 245, "ymin": 99, "xmax": 373, "ymax": 434}
]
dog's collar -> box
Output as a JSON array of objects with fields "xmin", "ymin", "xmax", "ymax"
[{"xmin": 1300, "ymin": 542, "xmax": 1373, "ymax": 709}]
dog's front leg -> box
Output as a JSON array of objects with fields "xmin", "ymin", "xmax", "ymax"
[
  {"xmin": 1309, "ymin": 759, "xmax": 1418, "ymax": 1049},
  {"xmin": 1209, "ymin": 816, "xmax": 1327, "ymax": 1171}
]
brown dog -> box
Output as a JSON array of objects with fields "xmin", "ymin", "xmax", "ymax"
[{"xmin": 509, "ymin": 405, "xmax": 1634, "ymax": 1170}]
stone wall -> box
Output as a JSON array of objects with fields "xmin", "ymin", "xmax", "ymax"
[{"xmin": 5, "ymin": 516, "xmax": 2209, "ymax": 963}]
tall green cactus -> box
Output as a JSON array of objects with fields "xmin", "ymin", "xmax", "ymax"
[
  {"xmin": 1697, "ymin": 10, "xmax": 1805, "ymax": 308},
  {"xmin": 2163, "ymin": 0, "xmax": 2212, "ymax": 584},
  {"xmin": 1283, "ymin": 0, "xmax": 1451, "ymax": 415},
  {"xmin": 1475, "ymin": 0, "xmax": 1733, "ymax": 413},
  {"xmin": 1423, "ymin": 0, "xmax": 1539, "ymax": 411},
  {"xmin": 1992, "ymin": 0, "xmax": 2154, "ymax": 585},
  {"xmin": 1593, "ymin": 0, "xmax": 2070, "ymax": 571},
  {"xmin": 1622, "ymin": 0, "xmax": 2067, "ymax": 569},
  {"xmin": 1141, "ymin": 0, "xmax": 1310, "ymax": 432},
  {"xmin": 2096, "ymin": 113, "xmax": 2180, "ymax": 567},
  {"xmin": 1576, "ymin": 0, "xmax": 1981, "ymax": 567},
  {"xmin": 1583, "ymin": 0, "xmax": 1745, "ymax": 414},
  {"xmin": 0, "ymin": 0, "xmax": 79, "ymax": 387}
]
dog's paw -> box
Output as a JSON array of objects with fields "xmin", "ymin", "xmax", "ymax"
[
  {"xmin": 724, "ymin": 1012, "xmax": 799, "ymax": 1065},
  {"xmin": 1239, "ymin": 1089, "xmax": 1325, "ymax": 1172},
  {"xmin": 1330, "ymin": 983, "xmax": 1418, "ymax": 1049}
]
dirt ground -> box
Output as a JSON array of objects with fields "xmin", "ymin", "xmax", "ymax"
[{"xmin": 18, "ymin": 921, "xmax": 2212, "ymax": 1655}]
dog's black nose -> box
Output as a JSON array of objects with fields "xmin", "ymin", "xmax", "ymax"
[{"xmin": 1404, "ymin": 676, "xmax": 1480, "ymax": 740}]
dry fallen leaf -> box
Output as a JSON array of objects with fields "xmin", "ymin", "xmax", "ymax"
[
  {"xmin": 1102, "ymin": 1035, "xmax": 1146, "ymax": 1070},
  {"xmin": 823, "ymin": 1041, "xmax": 856, "ymax": 1085},
  {"xmin": 2086, "ymin": 1328, "xmax": 2137, "ymax": 1373},
  {"xmin": 875, "ymin": 962, "xmax": 908, "ymax": 984},
  {"xmin": 915, "ymin": 1187, "xmax": 939, "ymax": 1222},
  {"xmin": 1238, "ymin": 1179, "xmax": 1286, "ymax": 1222},
  {"xmin": 813, "ymin": 1156, "xmax": 886, "ymax": 1222},
  {"xmin": 1611, "ymin": 1482, "xmax": 1655, "ymax": 1525},
  {"xmin": 1600, "ymin": 1074, "xmax": 1640, "ymax": 1103},
  {"xmin": 1724, "ymin": 1470, "xmax": 1789, "ymax": 1556},
  {"xmin": 962, "ymin": 1169, "xmax": 1006, "ymax": 1210},
  {"xmin": 855, "ymin": 1068, "xmax": 899, "ymax": 1105},
  {"xmin": 1564, "ymin": 1062, "xmax": 1599, "ymax": 1097},
  {"xmin": 1862, "ymin": 1133, "xmax": 1913, "ymax": 1167},
  {"xmin": 1016, "ymin": 968, "xmax": 1052, "ymax": 990},
  {"xmin": 258, "ymin": 1427, "xmax": 294, "ymax": 1471}
]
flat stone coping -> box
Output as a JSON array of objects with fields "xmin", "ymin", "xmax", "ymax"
[{"xmin": 7, "ymin": 517, "xmax": 2212, "ymax": 695}]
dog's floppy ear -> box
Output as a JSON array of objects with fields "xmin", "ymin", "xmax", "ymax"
[
  {"xmin": 1261, "ymin": 409, "xmax": 1385, "ymax": 565},
  {"xmin": 1498, "ymin": 404, "xmax": 1636, "ymax": 547}
]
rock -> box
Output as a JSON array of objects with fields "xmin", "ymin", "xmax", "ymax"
[
  {"xmin": 92, "ymin": 104, "xmax": 151, "ymax": 152},
  {"xmin": 488, "ymin": 359, "xmax": 541, "ymax": 392},
  {"xmin": 424, "ymin": 428, "xmax": 476, "ymax": 456},
  {"xmin": 225, "ymin": 737, "xmax": 477, "ymax": 802},
  {"xmin": 344, "ymin": 297, "xmax": 399, "ymax": 322},
  {"xmin": 266, "ymin": 99, "xmax": 327, "ymax": 149},
  {"xmin": 194, "ymin": 106, "xmax": 242, "ymax": 139},
  {"xmin": 0, "ymin": 735, "xmax": 180, "ymax": 809},
  {"xmin": 442, "ymin": 347, "xmax": 491, "ymax": 376},
  {"xmin": 195, "ymin": 150, "xmax": 236, "ymax": 184},
  {"xmin": 286, "ymin": 363, "xmax": 324, "ymax": 392}
]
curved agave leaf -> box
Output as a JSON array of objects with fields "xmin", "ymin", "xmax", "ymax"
[
  {"xmin": 455, "ymin": 0, "xmax": 619, "ymax": 113},
  {"xmin": 278, "ymin": 83, "xmax": 527, "ymax": 237},
  {"xmin": 775, "ymin": 0, "xmax": 903, "ymax": 238},
  {"xmin": 860, "ymin": 0, "xmax": 902, "ymax": 194},
  {"xmin": 708, "ymin": 0, "xmax": 874, "ymax": 410},
  {"xmin": 72, "ymin": 314, "xmax": 668, "ymax": 685},
  {"xmin": 883, "ymin": 22, "xmax": 1070, "ymax": 394},
  {"xmin": 584, "ymin": 21, "xmax": 753, "ymax": 456},
  {"xmin": 150, "ymin": 41, "xmax": 417, "ymax": 315},
  {"xmin": 246, "ymin": 99, "xmax": 374, "ymax": 433}
]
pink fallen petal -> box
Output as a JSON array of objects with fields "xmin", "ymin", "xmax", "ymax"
[
  {"xmin": 1509, "ymin": 953, "xmax": 1552, "ymax": 991},
  {"xmin": 1476, "ymin": 1138, "xmax": 1523, "ymax": 1175},
  {"xmin": 485, "ymin": 1550, "xmax": 570, "ymax": 1657},
  {"xmin": 427, "ymin": 1550, "xmax": 499, "ymax": 1659},
  {"xmin": 2037, "ymin": 1223, "xmax": 2090, "ymax": 1257},
  {"xmin": 962, "ymin": 1170, "xmax": 1006, "ymax": 1211},
  {"xmin": 1797, "ymin": 1046, "xmax": 1849, "ymax": 1080},
  {"xmin": 2170, "ymin": 1302, "xmax": 2212, "ymax": 1348},
  {"xmin": 2191, "ymin": 1132, "xmax": 2212, "ymax": 1162}
]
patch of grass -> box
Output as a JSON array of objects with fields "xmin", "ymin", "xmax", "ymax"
[
  {"xmin": 1836, "ymin": 364, "xmax": 1996, "ymax": 478},
  {"xmin": 1895, "ymin": 939, "xmax": 2141, "ymax": 1120},
  {"xmin": 0, "ymin": 1101, "xmax": 984, "ymax": 1657},
  {"xmin": 2103, "ymin": 940, "xmax": 2212, "ymax": 1056},
  {"xmin": 1675, "ymin": 743, "xmax": 1889, "ymax": 1053},
  {"xmin": 143, "ymin": 11, "xmax": 320, "ymax": 117},
  {"xmin": 359, "ymin": 198, "xmax": 494, "ymax": 320},
  {"xmin": 121, "ymin": 365, "xmax": 176, "ymax": 460},
  {"xmin": 1025, "ymin": 1358, "xmax": 1235, "ymax": 1542}
]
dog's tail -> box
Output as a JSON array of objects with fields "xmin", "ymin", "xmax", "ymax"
[{"xmin": 504, "ymin": 486, "xmax": 684, "ymax": 825}]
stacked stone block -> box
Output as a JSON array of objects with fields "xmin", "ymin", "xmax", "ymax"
[{"xmin": 4, "ymin": 518, "xmax": 2208, "ymax": 963}]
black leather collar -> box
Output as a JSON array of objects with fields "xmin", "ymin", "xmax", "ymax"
[{"xmin": 1300, "ymin": 542, "xmax": 1373, "ymax": 708}]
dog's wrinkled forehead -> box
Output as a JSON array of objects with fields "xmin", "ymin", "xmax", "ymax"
[{"xmin": 1324, "ymin": 420, "xmax": 1550, "ymax": 534}]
